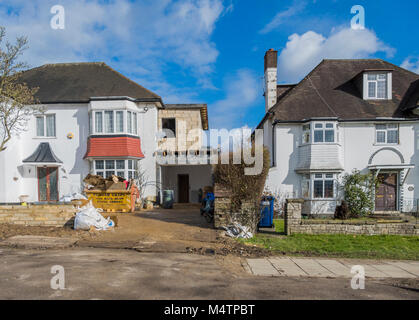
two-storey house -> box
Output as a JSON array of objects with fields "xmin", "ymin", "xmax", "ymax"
[
  {"xmin": 258, "ymin": 49, "xmax": 419, "ymax": 215},
  {"xmin": 0, "ymin": 62, "xmax": 212, "ymax": 204}
]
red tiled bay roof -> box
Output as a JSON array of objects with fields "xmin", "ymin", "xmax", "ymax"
[{"xmin": 84, "ymin": 136, "xmax": 145, "ymax": 159}]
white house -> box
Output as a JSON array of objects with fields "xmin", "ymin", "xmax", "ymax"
[
  {"xmin": 258, "ymin": 49, "xmax": 419, "ymax": 215},
  {"xmin": 0, "ymin": 62, "xmax": 212, "ymax": 204}
]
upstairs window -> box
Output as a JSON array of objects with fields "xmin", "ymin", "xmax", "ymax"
[
  {"xmin": 313, "ymin": 173, "xmax": 335, "ymax": 199},
  {"xmin": 36, "ymin": 114, "xmax": 56, "ymax": 137},
  {"xmin": 93, "ymin": 110, "xmax": 138, "ymax": 135},
  {"xmin": 313, "ymin": 122, "xmax": 335, "ymax": 143},
  {"xmin": 302, "ymin": 124, "xmax": 310, "ymax": 144},
  {"xmin": 162, "ymin": 118, "xmax": 176, "ymax": 138},
  {"xmin": 375, "ymin": 124, "xmax": 398, "ymax": 144},
  {"xmin": 367, "ymin": 73, "xmax": 387, "ymax": 99}
]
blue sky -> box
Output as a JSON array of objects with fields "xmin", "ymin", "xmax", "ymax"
[{"xmin": 0, "ymin": 0, "xmax": 418, "ymax": 130}]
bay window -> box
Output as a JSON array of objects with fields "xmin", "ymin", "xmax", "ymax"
[
  {"xmin": 116, "ymin": 111, "xmax": 124, "ymax": 133},
  {"xmin": 92, "ymin": 110, "xmax": 138, "ymax": 135},
  {"xmin": 95, "ymin": 112, "xmax": 103, "ymax": 133},
  {"xmin": 313, "ymin": 173, "xmax": 335, "ymax": 199},
  {"xmin": 94, "ymin": 159, "xmax": 138, "ymax": 180},
  {"xmin": 104, "ymin": 111, "xmax": 114, "ymax": 133},
  {"xmin": 375, "ymin": 124, "xmax": 398, "ymax": 144},
  {"xmin": 313, "ymin": 122, "xmax": 335, "ymax": 143},
  {"xmin": 302, "ymin": 124, "xmax": 310, "ymax": 144}
]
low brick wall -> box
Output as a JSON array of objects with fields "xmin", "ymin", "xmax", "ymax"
[
  {"xmin": 284, "ymin": 199, "xmax": 418, "ymax": 236},
  {"xmin": 0, "ymin": 205, "xmax": 76, "ymax": 227}
]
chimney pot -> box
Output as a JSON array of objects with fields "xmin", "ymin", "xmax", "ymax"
[{"xmin": 264, "ymin": 49, "xmax": 278, "ymax": 71}]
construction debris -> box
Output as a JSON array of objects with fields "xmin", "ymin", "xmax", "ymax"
[
  {"xmin": 83, "ymin": 174, "xmax": 129, "ymax": 191},
  {"xmin": 74, "ymin": 201, "xmax": 115, "ymax": 231},
  {"xmin": 222, "ymin": 223, "xmax": 253, "ymax": 239}
]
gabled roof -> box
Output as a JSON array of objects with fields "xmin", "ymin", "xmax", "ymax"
[
  {"xmin": 23, "ymin": 143, "xmax": 63, "ymax": 164},
  {"xmin": 270, "ymin": 59, "xmax": 419, "ymax": 122},
  {"xmin": 17, "ymin": 62, "xmax": 162, "ymax": 104}
]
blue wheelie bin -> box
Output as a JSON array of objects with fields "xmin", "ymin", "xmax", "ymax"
[{"xmin": 259, "ymin": 196, "xmax": 275, "ymax": 228}]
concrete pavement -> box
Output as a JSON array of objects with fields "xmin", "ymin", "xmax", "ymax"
[
  {"xmin": 245, "ymin": 257, "xmax": 419, "ymax": 279},
  {"xmin": 0, "ymin": 247, "xmax": 418, "ymax": 299}
]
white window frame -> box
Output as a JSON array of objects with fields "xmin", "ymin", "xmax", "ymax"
[
  {"xmin": 312, "ymin": 173, "xmax": 335, "ymax": 199},
  {"xmin": 375, "ymin": 123, "xmax": 399, "ymax": 145},
  {"xmin": 364, "ymin": 72, "xmax": 392, "ymax": 100},
  {"xmin": 312, "ymin": 122, "xmax": 336, "ymax": 144},
  {"xmin": 92, "ymin": 110, "xmax": 138, "ymax": 136},
  {"xmin": 302, "ymin": 124, "xmax": 311, "ymax": 144},
  {"xmin": 35, "ymin": 114, "xmax": 56, "ymax": 138},
  {"xmin": 94, "ymin": 159, "xmax": 139, "ymax": 180}
]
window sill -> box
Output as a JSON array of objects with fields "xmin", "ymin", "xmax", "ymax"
[
  {"xmin": 373, "ymin": 143, "xmax": 399, "ymax": 146},
  {"xmin": 33, "ymin": 137, "xmax": 57, "ymax": 139},
  {"xmin": 299, "ymin": 142, "xmax": 341, "ymax": 147}
]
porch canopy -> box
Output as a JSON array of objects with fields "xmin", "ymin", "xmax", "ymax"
[
  {"xmin": 368, "ymin": 164, "xmax": 415, "ymax": 185},
  {"xmin": 22, "ymin": 142, "xmax": 63, "ymax": 165}
]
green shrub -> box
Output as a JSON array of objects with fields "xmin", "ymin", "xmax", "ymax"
[{"xmin": 342, "ymin": 170, "xmax": 379, "ymax": 217}]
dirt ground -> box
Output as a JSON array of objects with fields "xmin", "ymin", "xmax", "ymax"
[{"xmin": 0, "ymin": 205, "xmax": 269, "ymax": 260}]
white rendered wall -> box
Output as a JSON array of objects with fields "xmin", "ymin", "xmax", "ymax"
[
  {"xmin": 161, "ymin": 165, "xmax": 212, "ymax": 203},
  {"xmin": 0, "ymin": 104, "xmax": 90, "ymax": 203},
  {"xmin": 265, "ymin": 121, "xmax": 419, "ymax": 214}
]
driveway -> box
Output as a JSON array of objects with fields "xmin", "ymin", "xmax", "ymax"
[{"xmin": 1, "ymin": 247, "xmax": 418, "ymax": 300}]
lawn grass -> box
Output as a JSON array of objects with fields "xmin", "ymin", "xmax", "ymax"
[{"xmin": 248, "ymin": 219, "xmax": 419, "ymax": 260}]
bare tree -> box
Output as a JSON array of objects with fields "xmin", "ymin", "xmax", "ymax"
[{"xmin": 0, "ymin": 26, "xmax": 40, "ymax": 152}]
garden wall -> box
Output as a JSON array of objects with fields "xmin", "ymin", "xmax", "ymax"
[
  {"xmin": 214, "ymin": 184, "xmax": 257, "ymax": 232},
  {"xmin": 0, "ymin": 205, "xmax": 76, "ymax": 227},
  {"xmin": 284, "ymin": 199, "xmax": 418, "ymax": 236}
]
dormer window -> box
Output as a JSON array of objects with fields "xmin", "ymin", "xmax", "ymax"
[
  {"xmin": 363, "ymin": 71, "xmax": 392, "ymax": 100},
  {"xmin": 367, "ymin": 73, "xmax": 387, "ymax": 99}
]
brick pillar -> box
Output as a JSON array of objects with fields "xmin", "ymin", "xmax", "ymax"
[
  {"xmin": 284, "ymin": 199, "xmax": 304, "ymax": 235},
  {"xmin": 214, "ymin": 184, "xmax": 231, "ymax": 229}
]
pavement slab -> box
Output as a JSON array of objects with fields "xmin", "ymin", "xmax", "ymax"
[
  {"xmin": 246, "ymin": 258, "xmax": 278, "ymax": 276},
  {"xmin": 268, "ymin": 257, "xmax": 308, "ymax": 277},
  {"xmin": 371, "ymin": 264, "xmax": 417, "ymax": 279},
  {"xmin": 290, "ymin": 258, "xmax": 335, "ymax": 277},
  {"xmin": 315, "ymin": 259, "xmax": 352, "ymax": 278},
  {"xmin": 246, "ymin": 257, "xmax": 419, "ymax": 280},
  {"xmin": 385, "ymin": 261, "xmax": 419, "ymax": 277}
]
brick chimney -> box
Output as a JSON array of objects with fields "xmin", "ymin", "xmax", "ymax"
[{"xmin": 264, "ymin": 49, "xmax": 278, "ymax": 112}]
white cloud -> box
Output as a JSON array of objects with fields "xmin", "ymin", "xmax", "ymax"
[
  {"xmin": 210, "ymin": 69, "xmax": 261, "ymax": 129},
  {"xmin": 401, "ymin": 57, "xmax": 419, "ymax": 74},
  {"xmin": 277, "ymin": 27, "xmax": 395, "ymax": 83},
  {"xmin": 0, "ymin": 0, "xmax": 227, "ymax": 100},
  {"xmin": 260, "ymin": 1, "xmax": 307, "ymax": 34}
]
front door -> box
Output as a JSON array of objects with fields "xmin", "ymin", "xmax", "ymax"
[
  {"xmin": 178, "ymin": 174, "xmax": 189, "ymax": 203},
  {"xmin": 375, "ymin": 173, "xmax": 397, "ymax": 211},
  {"xmin": 38, "ymin": 167, "xmax": 59, "ymax": 202}
]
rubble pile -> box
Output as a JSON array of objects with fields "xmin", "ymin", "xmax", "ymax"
[{"xmin": 83, "ymin": 174, "xmax": 130, "ymax": 191}]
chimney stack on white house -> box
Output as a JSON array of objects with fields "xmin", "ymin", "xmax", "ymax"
[{"xmin": 264, "ymin": 49, "xmax": 278, "ymax": 112}]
